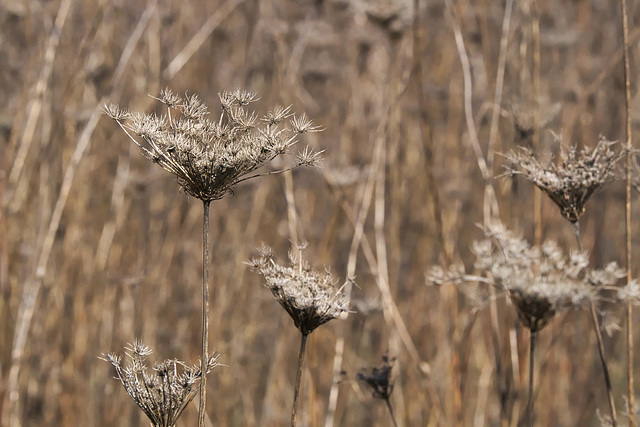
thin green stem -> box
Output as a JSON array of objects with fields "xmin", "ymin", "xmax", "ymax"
[
  {"xmin": 291, "ymin": 332, "xmax": 309, "ymax": 427},
  {"xmin": 198, "ymin": 200, "xmax": 211, "ymax": 427}
]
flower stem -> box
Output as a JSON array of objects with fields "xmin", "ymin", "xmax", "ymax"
[
  {"xmin": 527, "ymin": 329, "xmax": 536, "ymax": 427},
  {"xmin": 590, "ymin": 302, "xmax": 617, "ymax": 426},
  {"xmin": 621, "ymin": 0, "xmax": 635, "ymax": 421},
  {"xmin": 291, "ymin": 332, "xmax": 309, "ymax": 427},
  {"xmin": 574, "ymin": 220, "xmax": 617, "ymax": 425},
  {"xmin": 198, "ymin": 200, "xmax": 211, "ymax": 427},
  {"xmin": 385, "ymin": 397, "xmax": 399, "ymax": 427}
]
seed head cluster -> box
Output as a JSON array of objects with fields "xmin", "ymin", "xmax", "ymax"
[
  {"xmin": 357, "ymin": 352, "xmax": 396, "ymax": 401},
  {"xmin": 104, "ymin": 89, "xmax": 321, "ymax": 202},
  {"xmin": 430, "ymin": 221, "xmax": 625, "ymax": 332},
  {"xmin": 504, "ymin": 137, "xmax": 622, "ymax": 223},
  {"xmin": 100, "ymin": 341, "xmax": 221, "ymax": 427},
  {"xmin": 248, "ymin": 245, "xmax": 348, "ymax": 335}
]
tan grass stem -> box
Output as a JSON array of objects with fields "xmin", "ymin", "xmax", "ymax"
[
  {"xmin": 531, "ymin": 0, "xmax": 542, "ymax": 248},
  {"xmin": 324, "ymin": 162, "xmax": 376, "ymax": 427},
  {"xmin": 163, "ymin": 0, "xmax": 245, "ymax": 80},
  {"xmin": 621, "ymin": 0, "xmax": 635, "ymax": 422},
  {"xmin": 3, "ymin": 104, "xmax": 102, "ymax": 427}
]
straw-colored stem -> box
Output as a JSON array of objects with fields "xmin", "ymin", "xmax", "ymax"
[
  {"xmin": 590, "ymin": 302, "xmax": 618, "ymax": 426},
  {"xmin": 531, "ymin": 0, "xmax": 542, "ymax": 248},
  {"xmin": 198, "ymin": 200, "xmax": 211, "ymax": 427},
  {"xmin": 621, "ymin": 0, "xmax": 635, "ymax": 422},
  {"xmin": 292, "ymin": 332, "xmax": 309, "ymax": 427}
]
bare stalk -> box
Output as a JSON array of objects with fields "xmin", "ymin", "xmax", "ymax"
[
  {"xmin": 527, "ymin": 330, "xmax": 536, "ymax": 427},
  {"xmin": 572, "ymin": 221, "xmax": 617, "ymax": 424},
  {"xmin": 590, "ymin": 303, "xmax": 617, "ymax": 426},
  {"xmin": 531, "ymin": 0, "xmax": 542, "ymax": 248},
  {"xmin": 198, "ymin": 200, "xmax": 211, "ymax": 427},
  {"xmin": 291, "ymin": 333, "xmax": 309, "ymax": 427},
  {"xmin": 573, "ymin": 221, "xmax": 617, "ymax": 424},
  {"xmin": 384, "ymin": 397, "xmax": 399, "ymax": 427},
  {"xmin": 621, "ymin": 0, "xmax": 635, "ymax": 422},
  {"xmin": 572, "ymin": 221, "xmax": 583, "ymax": 252}
]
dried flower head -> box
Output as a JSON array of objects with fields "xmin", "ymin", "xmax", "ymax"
[
  {"xmin": 504, "ymin": 136, "xmax": 622, "ymax": 223},
  {"xmin": 357, "ymin": 352, "xmax": 396, "ymax": 401},
  {"xmin": 104, "ymin": 89, "xmax": 321, "ymax": 202},
  {"xmin": 430, "ymin": 221, "xmax": 625, "ymax": 332},
  {"xmin": 248, "ymin": 245, "xmax": 348, "ymax": 335},
  {"xmin": 100, "ymin": 341, "xmax": 222, "ymax": 427}
]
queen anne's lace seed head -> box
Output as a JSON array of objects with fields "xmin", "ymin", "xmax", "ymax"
[
  {"xmin": 248, "ymin": 245, "xmax": 349, "ymax": 335},
  {"xmin": 104, "ymin": 89, "xmax": 321, "ymax": 202},
  {"xmin": 429, "ymin": 221, "xmax": 625, "ymax": 332},
  {"xmin": 100, "ymin": 341, "xmax": 221, "ymax": 427},
  {"xmin": 504, "ymin": 137, "xmax": 622, "ymax": 223}
]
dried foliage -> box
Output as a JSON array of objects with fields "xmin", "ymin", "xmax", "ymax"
[
  {"xmin": 357, "ymin": 352, "xmax": 396, "ymax": 401},
  {"xmin": 100, "ymin": 341, "xmax": 221, "ymax": 427},
  {"xmin": 504, "ymin": 137, "xmax": 623, "ymax": 222},
  {"xmin": 430, "ymin": 221, "xmax": 626, "ymax": 332},
  {"xmin": 104, "ymin": 89, "xmax": 321, "ymax": 202},
  {"xmin": 248, "ymin": 245, "xmax": 348, "ymax": 335}
]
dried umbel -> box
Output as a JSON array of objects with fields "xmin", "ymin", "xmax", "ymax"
[
  {"xmin": 100, "ymin": 341, "xmax": 221, "ymax": 427},
  {"xmin": 430, "ymin": 221, "xmax": 625, "ymax": 332},
  {"xmin": 504, "ymin": 137, "xmax": 622, "ymax": 223},
  {"xmin": 248, "ymin": 245, "xmax": 348, "ymax": 335},
  {"xmin": 357, "ymin": 353, "xmax": 396, "ymax": 401},
  {"xmin": 104, "ymin": 89, "xmax": 321, "ymax": 202}
]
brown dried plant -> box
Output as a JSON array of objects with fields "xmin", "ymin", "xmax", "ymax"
[
  {"xmin": 504, "ymin": 136, "xmax": 622, "ymax": 223},
  {"xmin": 430, "ymin": 221, "xmax": 627, "ymax": 425},
  {"xmin": 104, "ymin": 89, "xmax": 322, "ymax": 202},
  {"xmin": 248, "ymin": 244, "xmax": 348, "ymax": 426},
  {"xmin": 105, "ymin": 89, "xmax": 321, "ymax": 426},
  {"xmin": 357, "ymin": 352, "xmax": 398, "ymax": 427},
  {"xmin": 100, "ymin": 341, "xmax": 221, "ymax": 427}
]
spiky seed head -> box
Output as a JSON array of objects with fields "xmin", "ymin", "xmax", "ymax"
[
  {"xmin": 100, "ymin": 342, "xmax": 222, "ymax": 427},
  {"xmin": 429, "ymin": 221, "xmax": 625, "ymax": 332},
  {"xmin": 104, "ymin": 89, "xmax": 320, "ymax": 202},
  {"xmin": 248, "ymin": 245, "xmax": 348, "ymax": 335},
  {"xmin": 504, "ymin": 136, "xmax": 622, "ymax": 223}
]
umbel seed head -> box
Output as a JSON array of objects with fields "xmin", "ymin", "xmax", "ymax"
[
  {"xmin": 429, "ymin": 221, "xmax": 626, "ymax": 333},
  {"xmin": 100, "ymin": 341, "xmax": 221, "ymax": 427},
  {"xmin": 248, "ymin": 245, "xmax": 349, "ymax": 335},
  {"xmin": 504, "ymin": 136, "xmax": 622, "ymax": 223},
  {"xmin": 104, "ymin": 89, "xmax": 321, "ymax": 202}
]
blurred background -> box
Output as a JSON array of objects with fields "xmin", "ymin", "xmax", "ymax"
[{"xmin": 2, "ymin": 0, "xmax": 640, "ymax": 425}]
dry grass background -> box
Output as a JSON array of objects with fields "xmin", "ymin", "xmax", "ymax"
[{"xmin": 1, "ymin": 0, "xmax": 640, "ymax": 425}]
